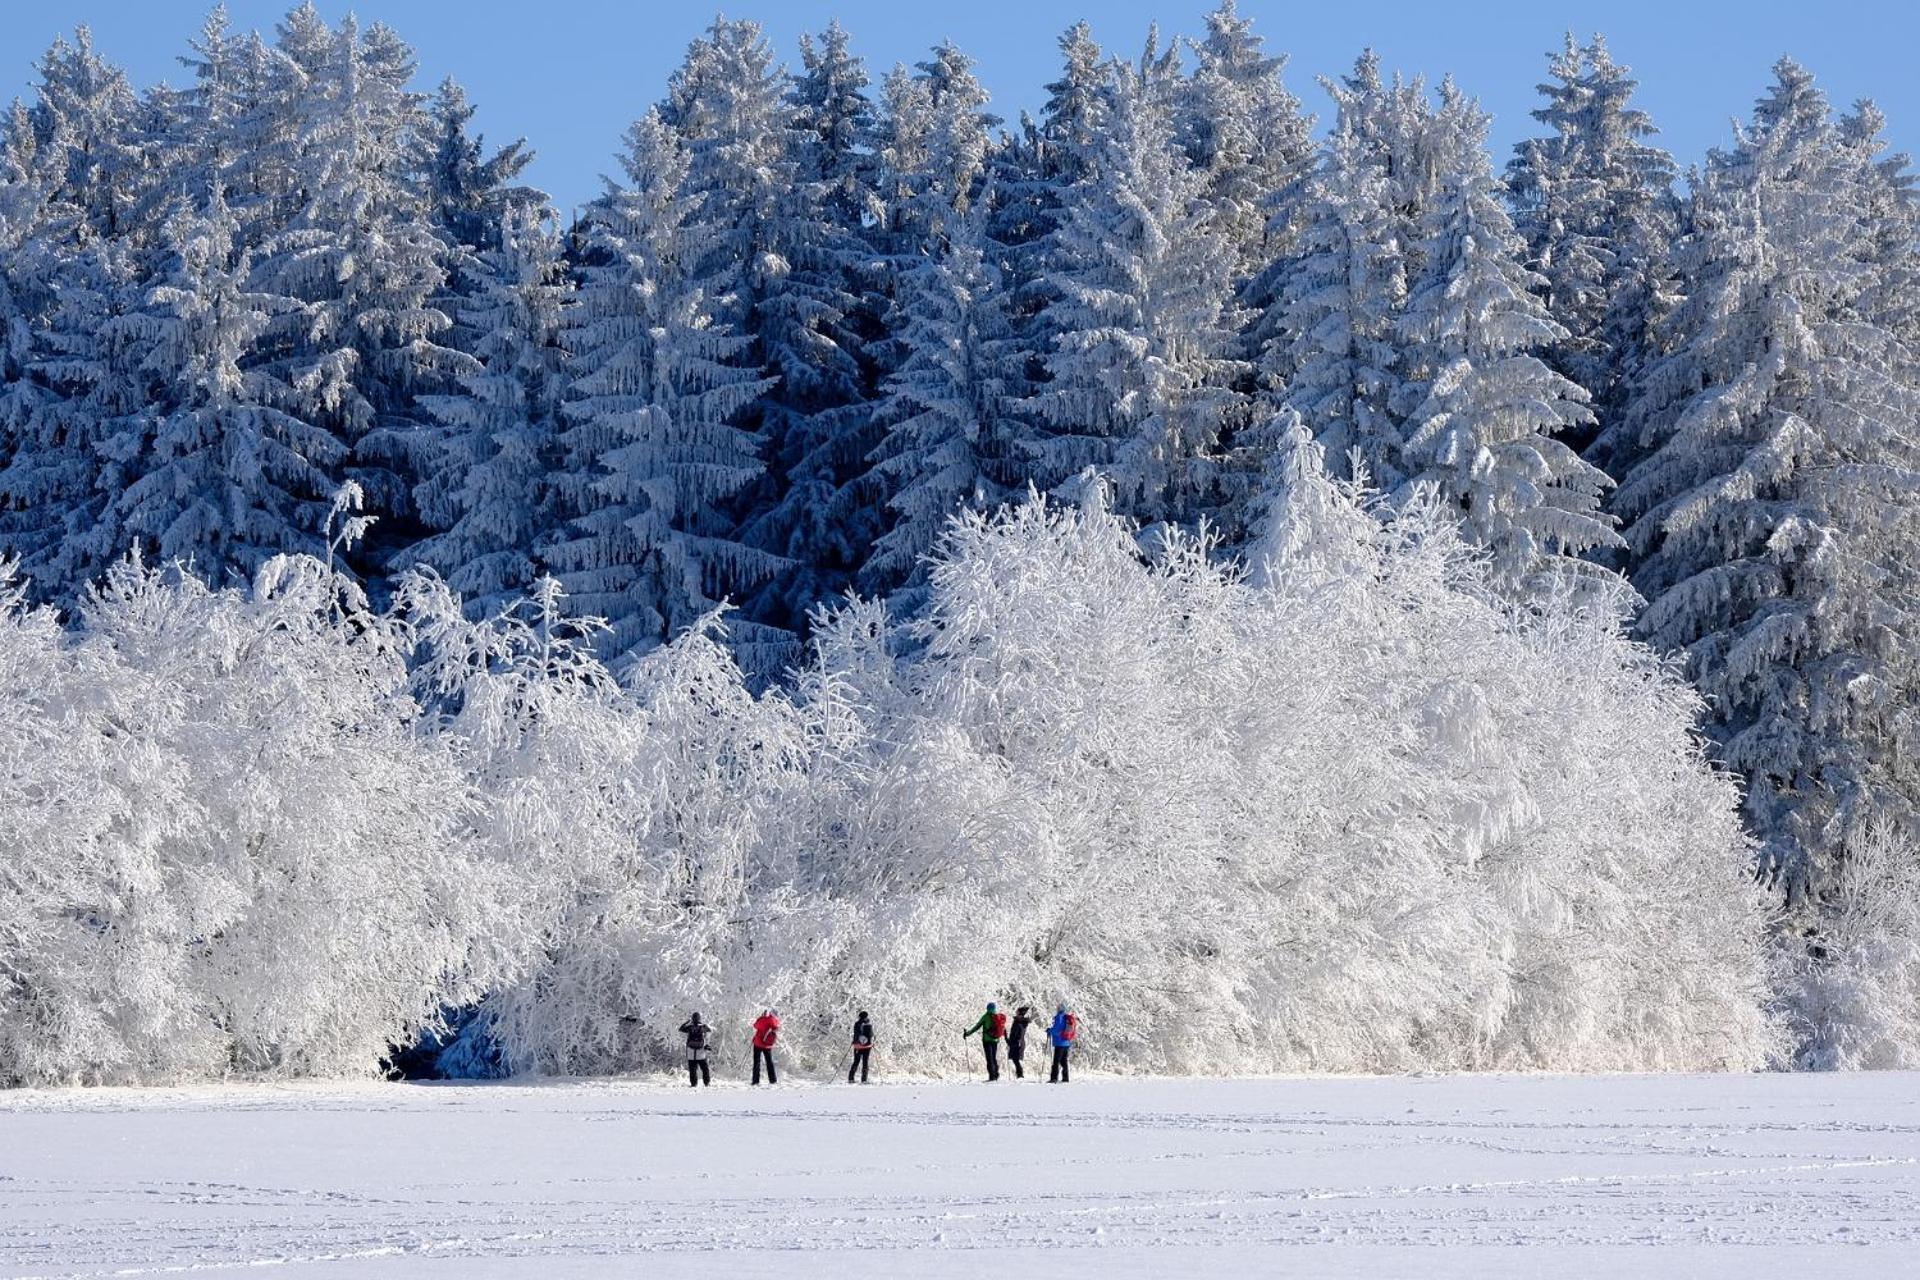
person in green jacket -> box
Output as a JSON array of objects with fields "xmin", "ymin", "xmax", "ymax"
[{"xmin": 962, "ymin": 1001, "xmax": 1007, "ymax": 1081}]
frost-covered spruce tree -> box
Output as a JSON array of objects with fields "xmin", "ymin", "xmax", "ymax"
[
  {"xmin": 245, "ymin": 14, "xmax": 456, "ymax": 564},
  {"xmin": 1613, "ymin": 60, "xmax": 1920, "ymax": 892},
  {"xmin": 406, "ymin": 206, "xmax": 567, "ymax": 616},
  {"xmin": 1840, "ymin": 98, "xmax": 1920, "ymax": 350},
  {"xmin": 1178, "ymin": 0, "xmax": 1316, "ymax": 362},
  {"xmin": 1395, "ymin": 84, "xmax": 1621, "ymax": 599},
  {"xmin": 871, "ymin": 42, "xmax": 1000, "ymax": 262},
  {"xmin": 1025, "ymin": 62, "xmax": 1247, "ymax": 532},
  {"xmin": 545, "ymin": 111, "xmax": 774, "ymax": 662},
  {"xmin": 13, "ymin": 28, "xmax": 148, "ymax": 247},
  {"xmin": 861, "ymin": 200, "xmax": 1028, "ymax": 599},
  {"xmin": 1322, "ymin": 53, "xmax": 1447, "ymax": 276},
  {"xmin": 1252, "ymin": 52, "xmax": 1441, "ymax": 489},
  {"xmin": 1178, "ymin": 2, "xmax": 1315, "ymax": 269},
  {"xmin": 418, "ymin": 76, "xmax": 544, "ymax": 387},
  {"xmin": 0, "ymin": 232, "xmax": 148, "ymax": 595},
  {"xmin": 791, "ymin": 22, "xmax": 878, "ymax": 244},
  {"xmin": 423, "ymin": 78, "xmax": 539, "ymax": 266},
  {"xmin": 1508, "ymin": 36, "xmax": 1678, "ymax": 457},
  {"xmin": 115, "ymin": 190, "xmax": 339, "ymax": 580},
  {"xmin": 658, "ymin": 19, "xmax": 871, "ymax": 653},
  {"xmin": 986, "ymin": 23, "xmax": 1112, "ymax": 362},
  {"xmin": 868, "ymin": 41, "xmax": 1005, "ymax": 454},
  {"xmin": 1257, "ymin": 119, "xmax": 1408, "ymax": 495},
  {"xmin": 0, "ymin": 32, "xmax": 158, "ymax": 600},
  {"xmin": 1038, "ymin": 21, "xmax": 1110, "ymax": 189}
]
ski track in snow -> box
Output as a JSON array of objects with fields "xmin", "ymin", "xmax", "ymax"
[{"xmin": 3, "ymin": 1073, "xmax": 1918, "ymax": 1278}]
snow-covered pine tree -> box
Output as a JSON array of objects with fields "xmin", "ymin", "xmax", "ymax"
[
  {"xmin": 660, "ymin": 18, "xmax": 871, "ymax": 653},
  {"xmin": 1025, "ymin": 61, "xmax": 1247, "ymax": 534},
  {"xmin": 1507, "ymin": 35, "xmax": 1678, "ymax": 458},
  {"xmin": 1178, "ymin": 2, "xmax": 1316, "ymax": 308},
  {"xmin": 1839, "ymin": 97, "xmax": 1920, "ymax": 349},
  {"xmin": 424, "ymin": 78, "xmax": 539, "ymax": 264},
  {"xmin": 419, "ymin": 76, "xmax": 544, "ymax": 372},
  {"xmin": 14, "ymin": 28, "xmax": 147, "ymax": 247},
  {"xmin": 115, "ymin": 189, "xmax": 340, "ymax": 581},
  {"xmin": 1039, "ymin": 21, "xmax": 1110, "ymax": 189},
  {"xmin": 0, "ymin": 233, "xmax": 148, "ymax": 595},
  {"xmin": 1251, "ymin": 53, "xmax": 1442, "ymax": 490},
  {"xmin": 1612, "ymin": 59, "xmax": 1920, "ymax": 893},
  {"xmin": 1394, "ymin": 83, "xmax": 1620, "ymax": 599},
  {"xmin": 1322, "ymin": 52, "xmax": 1445, "ymax": 262},
  {"xmin": 201, "ymin": 23, "xmax": 307, "ymax": 243},
  {"xmin": 872, "ymin": 41, "xmax": 1000, "ymax": 261},
  {"xmin": 984, "ymin": 23, "xmax": 1111, "ymax": 364},
  {"xmin": 861, "ymin": 199, "xmax": 1027, "ymax": 599},
  {"xmin": 1241, "ymin": 409, "xmax": 1383, "ymax": 590},
  {"xmin": 245, "ymin": 14, "xmax": 457, "ymax": 573},
  {"xmin": 1257, "ymin": 116, "xmax": 1408, "ymax": 495},
  {"xmin": 544, "ymin": 110, "xmax": 774, "ymax": 662},
  {"xmin": 791, "ymin": 22, "xmax": 878, "ymax": 243},
  {"xmin": 406, "ymin": 206, "xmax": 567, "ymax": 616},
  {"xmin": 0, "ymin": 32, "xmax": 160, "ymax": 599}
]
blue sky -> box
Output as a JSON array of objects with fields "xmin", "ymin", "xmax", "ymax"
[{"xmin": 10, "ymin": 1, "xmax": 1918, "ymax": 213}]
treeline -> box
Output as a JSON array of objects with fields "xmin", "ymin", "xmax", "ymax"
[
  {"xmin": 0, "ymin": 455, "xmax": 1787, "ymax": 1085},
  {"xmin": 1, "ymin": 5, "xmax": 1917, "ymax": 903}
]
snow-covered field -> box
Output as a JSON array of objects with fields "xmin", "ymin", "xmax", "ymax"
[{"xmin": 3, "ymin": 1071, "xmax": 1916, "ymax": 1278}]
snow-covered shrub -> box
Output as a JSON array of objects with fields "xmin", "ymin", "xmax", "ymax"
[
  {"xmin": 401, "ymin": 573, "xmax": 845, "ymax": 1075},
  {"xmin": 1788, "ymin": 826, "xmax": 1920, "ymax": 1069},
  {"xmin": 774, "ymin": 448, "xmax": 1779, "ymax": 1075},
  {"xmin": 0, "ymin": 553, "xmax": 517, "ymax": 1086}
]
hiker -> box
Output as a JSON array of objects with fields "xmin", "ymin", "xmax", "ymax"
[
  {"xmin": 848, "ymin": 1010, "xmax": 874, "ymax": 1083},
  {"xmin": 1007, "ymin": 1005, "xmax": 1035, "ymax": 1079},
  {"xmin": 679, "ymin": 1011, "xmax": 712, "ymax": 1087},
  {"xmin": 962, "ymin": 1001, "xmax": 1007, "ymax": 1081},
  {"xmin": 751, "ymin": 1008, "xmax": 781, "ymax": 1085},
  {"xmin": 1048, "ymin": 1003, "xmax": 1078, "ymax": 1083}
]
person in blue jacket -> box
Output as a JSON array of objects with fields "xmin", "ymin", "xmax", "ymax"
[{"xmin": 1048, "ymin": 1003, "xmax": 1078, "ymax": 1083}]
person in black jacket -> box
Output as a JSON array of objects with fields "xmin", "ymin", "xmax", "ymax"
[
  {"xmin": 679, "ymin": 1012, "xmax": 712, "ymax": 1087},
  {"xmin": 848, "ymin": 1010, "xmax": 874, "ymax": 1083},
  {"xmin": 1006, "ymin": 1005, "xmax": 1035, "ymax": 1079}
]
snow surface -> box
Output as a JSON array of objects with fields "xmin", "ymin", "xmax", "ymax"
[{"xmin": 3, "ymin": 1072, "xmax": 1917, "ymax": 1278}]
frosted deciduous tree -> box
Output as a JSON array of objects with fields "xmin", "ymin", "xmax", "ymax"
[
  {"xmin": 780, "ymin": 478, "xmax": 1775, "ymax": 1075},
  {"xmin": 1789, "ymin": 825, "xmax": 1920, "ymax": 1069},
  {"xmin": 0, "ymin": 541, "xmax": 516, "ymax": 1087}
]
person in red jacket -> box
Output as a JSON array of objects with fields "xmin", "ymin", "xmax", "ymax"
[{"xmin": 751, "ymin": 1009, "xmax": 781, "ymax": 1085}]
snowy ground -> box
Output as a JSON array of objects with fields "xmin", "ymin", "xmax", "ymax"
[{"xmin": 3, "ymin": 1071, "xmax": 1917, "ymax": 1278}]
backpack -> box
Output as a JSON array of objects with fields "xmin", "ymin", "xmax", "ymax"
[
  {"xmin": 1063, "ymin": 1013, "xmax": 1078, "ymax": 1043},
  {"xmin": 991, "ymin": 1011, "xmax": 1009, "ymax": 1039}
]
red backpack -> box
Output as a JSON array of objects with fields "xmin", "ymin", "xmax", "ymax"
[
  {"xmin": 1063, "ymin": 1013, "xmax": 1078, "ymax": 1042},
  {"xmin": 991, "ymin": 1011, "xmax": 1009, "ymax": 1039}
]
